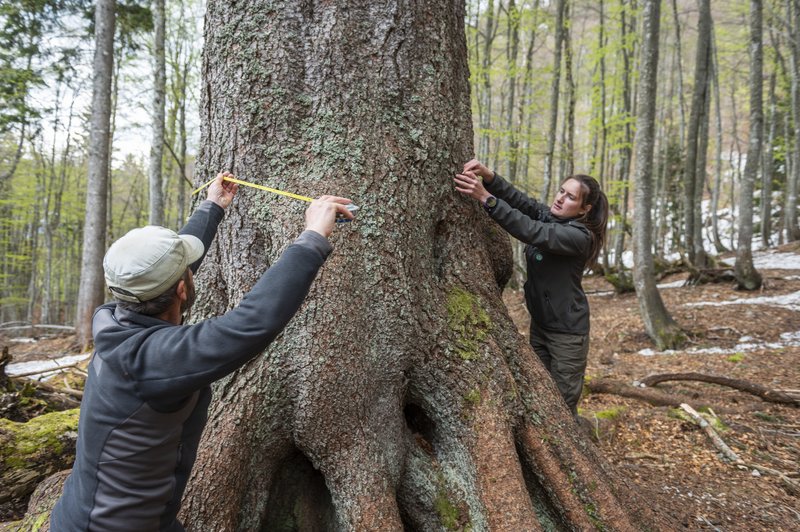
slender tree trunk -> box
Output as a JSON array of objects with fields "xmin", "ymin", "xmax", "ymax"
[
  {"xmin": 632, "ymin": 0, "xmax": 685, "ymax": 350},
  {"xmin": 559, "ymin": 0, "xmax": 575, "ymax": 181},
  {"xmin": 671, "ymin": 0, "xmax": 687, "ymax": 148},
  {"xmin": 542, "ymin": 0, "xmax": 567, "ymax": 202},
  {"xmin": 505, "ymin": 0, "xmax": 520, "ymax": 181},
  {"xmin": 787, "ymin": 0, "xmax": 800, "ymax": 240},
  {"xmin": 761, "ymin": 70, "xmax": 777, "ymax": 247},
  {"xmin": 735, "ymin": 0, "xmax": 764, "ymax": 290},
  {"xmin": 683, "ymin": 0, "xmax": 711, "ymax": 267},
  {"xmin": 149, "ymin": 0, "xmax": 166, "ymax": 226},
  {"xmin": 477, "ymin": 0, "xmax": 496, "ymax": 162},
  {"xmin": 710, "ymin": 25, "xmax": 727, "ymax": 253},
  {"xmin": 180, "ymin": 1, "xmax": 661, "ymax": 530},
  {"xmin": 75, "ymin": 0, "xmax": 115, "ymax": 348}
]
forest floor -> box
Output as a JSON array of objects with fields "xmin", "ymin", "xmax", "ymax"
[
  {"xmin": 2, "ymin": 244, "xmax": 799, "ymax": 530},
  {"xmin": 503, "ymin": 242, "xmax": 800, "ymax": 531}
]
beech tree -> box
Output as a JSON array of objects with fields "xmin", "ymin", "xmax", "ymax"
[
  {"xmin": 75, "ymin": 0, "xmax": 116, "ymax": 348},
  {"xmin": 735, "ymin": 0, "xmax": 763, "ymax": 290},
  {"xmin": 632, "ymin": 0, "xmax": 685, "ymax": 350},
  {"xmin": 179, "ymin": 1, "xmax": 658, "ymax": 530}
]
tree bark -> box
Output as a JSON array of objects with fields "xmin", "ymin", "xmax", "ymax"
[
  {"xmin": 788, "ymin": 0, "xmax": 800, "ymax": 241},
  {"xmin": 542, "ymin": 0, "xmax": 567, "ymax": 203},
  {"xmin": 75, "ymin": 0, "xmax": 115, "ymax": 348},
  {"xmin": 631, "ymin": 0, "xmax": 685, "ymax": 351},
  {"xmin": 735, "ymin": 0, "xmax": 763, "ymax": 290},
  {"xmin": 761, "ymin": 71, "xmax": 777, "ymax": 248},
  {"xmin": 179, "ymin": 1, "xmax": 659, "ymax": 530},
  {"xmin": 149, "ymin": 0, "xmax": 166, "ymax": 226},
  {"xmin": 683, "ymin": 0, "xmax": 712, "ymax": 268}
]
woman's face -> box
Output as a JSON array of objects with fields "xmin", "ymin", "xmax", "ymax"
[{"xmin": 550, "ymin": 178, "xmax": 589, "ymax": 219}]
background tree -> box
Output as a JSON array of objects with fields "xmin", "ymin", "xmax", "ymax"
[
  {"xmin": 179, "ymin": 1, "xmax": 659, "ymax": 529},
  {"xmin": 148, "ymin": 0, "xmax": 165, "ymax": 225},
  {"xmin": 75, "ymin": 0, "xmax": 116, "ymax": 348},
  {"xmin": 683, "ymin": 0, "xmax": 712, "ymax": 268},
  {"xmin": 632, "ymin": 0, "xmax": 686, "ymax": 350},
  {"xmin": 735, "ymin": 0, "xmax": 764, "ymax": 290}
]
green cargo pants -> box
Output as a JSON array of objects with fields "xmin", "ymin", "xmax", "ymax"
[{"xmin": 529, "ymin": 324, "xmax": 589, "ymax": 417}]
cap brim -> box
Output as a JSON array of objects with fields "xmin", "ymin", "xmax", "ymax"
[{"xmin": 180, "ymin": 234, "xmax": 204, "ymax": 265}]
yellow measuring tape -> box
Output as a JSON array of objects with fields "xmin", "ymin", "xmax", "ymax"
[{"xmin": 192, "ymin": 175, "xmax": 314, "ymax": 203}]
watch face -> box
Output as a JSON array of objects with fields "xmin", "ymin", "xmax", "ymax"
[{"xmin": 485, "ymin": 196, "xmax": 497, "ymax": 208}]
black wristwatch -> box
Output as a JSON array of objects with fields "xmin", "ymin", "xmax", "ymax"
[{"xmin": 483, "ymin": 195, "xmax": 498, "ymax": 211}]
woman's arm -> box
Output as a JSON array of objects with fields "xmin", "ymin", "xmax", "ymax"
[{"xmin": 461, "ymin": 159, "xmax": 545, "ymax": 219}]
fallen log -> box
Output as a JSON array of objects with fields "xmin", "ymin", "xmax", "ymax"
[
  {"xmin": 0, "ymin": 410, "xmax": 78, "ymax": 521},
  {"xmin": 640, "ymin": 372, "xmax": 799, "ymax": 406}
]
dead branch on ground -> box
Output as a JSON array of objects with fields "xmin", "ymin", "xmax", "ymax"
[{"xmin": 641, "ymin": 372, "xmax": 800, "ymax": 406}]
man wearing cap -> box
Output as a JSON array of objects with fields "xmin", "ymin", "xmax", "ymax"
[{"xmin": 50, "ymin": 172, "xmax": 354, "ymax": 531}]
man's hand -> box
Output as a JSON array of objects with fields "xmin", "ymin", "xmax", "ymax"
[
  {"xmin": 305, "ymin": 195, "xmax": 354, "ymax": 238},
  {"xmin": 463, "ymin": 159, "xmax": 494, "ymax": 183},
  {"xmin": 453, "ymin": 171, "xmax": 491, "ymax": 203},
  {"xmin": 207, "ymin": 172, "xmax": 239, "ymax": 209}
]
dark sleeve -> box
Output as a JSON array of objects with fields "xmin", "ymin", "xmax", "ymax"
[
  {"xmin": 179, "ymin": 200, "xmax": 225, "ymax": 273},
  {"xmin": 485, "ymin": 173, "xmax": 548, "ymax": 221},
  {"xmin": 128, "ymin": 230, "xmax": 332, "ymax": 402},
  {"xmin": 488, "ymin": 200, "xmax": 591, "ymax": 257}
]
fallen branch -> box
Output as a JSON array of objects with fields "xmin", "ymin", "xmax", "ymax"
[
  {"xmin": 641, "ymin": 372, "xmax": 799, "ymax": 406},
  {"xmin": 585, "ymin": 378, "xmax": 758, "ymax": 415},
  {"xmin": 680, "ymin": 404, "xmax": 742, "ymax": 463},
  {"xmin": 9, "ymin": 361, "xmax": 83, "ymax": 380},
  {"xmin": 679, "ymin": 404, "xmax": 800, "ymax": 496}
]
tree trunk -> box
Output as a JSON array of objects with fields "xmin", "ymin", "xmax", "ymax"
[
  {"xmin": 710, "ymin": 24, "xmax": 728, "ymax": 253},
  {"xmin": 787, "ymin": 0, "xmax": 800, "ymax": 241},
  {"xmin": 684, "ymin": 0, "xmax": 711, "ymax": 268},
  {"xmin": 542, "ymin": 0, "xmax": 567, "ymax": 203},
  {"xmin": 75, "ymin": 0, "xmax": 115, "ymax": 348},
  {"xmin": 735, "ymin": 0, "xmax": 764, "ymax": 290},
  {"xmin": 558, "ymin": 0, "xmax": 575, "ymax": 182},
  {"xmin": 670, "ymin": 0, "xmax": 687, "ymax": 149},
  {"xmin": 632, "ymin": 0, "xmax": 685, "ymax": 350},
  {"xmin": 504, "ymin": 0, "xmax": 520, "ymax": 182},
  {"xmin": 180, "ymin": 1, "xmax": 658, "ymax": 530},
  {"xmin": 761, "ymin": 70, "xmax": 777, "ymax": 247},
  {"xmin": 149, "ymin": 0, "xmax": 166, "ymax": 226}
]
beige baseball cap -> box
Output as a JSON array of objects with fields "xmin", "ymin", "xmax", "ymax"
[{"xmin": 103, "ymin": 226, "xmax": 204, "ymax": 303}]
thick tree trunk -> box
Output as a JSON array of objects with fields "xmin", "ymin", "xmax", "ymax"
[
  {"xmin": 735, "ymin": 0, "xmax": 763, "ymax": 290},
  {"xmin": 75, "ymin": 0, "xmax": 115, "ymax": 349},
  {"xmin": 632, "ymin": 0, "xmax": 685, "ymax": 351},
  {"xmin": 180, "ymin": 1, "xmax": 658, "ymax": 530}
]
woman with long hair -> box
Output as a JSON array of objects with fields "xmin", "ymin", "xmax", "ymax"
[{"xmin": 453, "ymin": 159, "xmax": 609, "ymax": 416}]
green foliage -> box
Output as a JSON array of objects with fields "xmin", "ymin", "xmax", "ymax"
[
  {"xmin": 593, "ymin": 406, "xmax": 625, "ymax": 420},
  {"xmin": 726, "ymin": 352, "xmax": 745, "ymax": 363}
]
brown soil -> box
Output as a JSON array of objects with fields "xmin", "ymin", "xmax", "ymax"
[{"xmin": 504, "ymin": 258, "xmax": 800, "ymax": 531}]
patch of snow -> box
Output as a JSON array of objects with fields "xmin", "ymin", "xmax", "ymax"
[
  {"xmin": 685, "ymin": 290, "xmax": 800, "ymax": 312},
  {"xmin": 6, "ymin": 353, "xmax": 91, "ymax": 381},
  {"xmin": 752, "ymin": 252, "xmax": 800, "ymax": 270},
  {"xmin": 656, "ymin": 280, "xmax": 685, "ymax": 290},
  {"xmin": 637, "ymin": 330, "xmax": 800, "ymax": 356}
]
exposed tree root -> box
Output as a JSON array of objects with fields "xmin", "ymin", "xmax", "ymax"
[{"xmin": 640, "ymin": 372, "xmax": 800, "ymax": 406}]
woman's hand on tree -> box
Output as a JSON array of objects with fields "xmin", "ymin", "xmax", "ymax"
[
  {"xmin": 463, "ymin": 159, "xmax": 494, "ymax": 183},
  {"xmin": 454, "ymin": 171, "xmax": 491, "ymax": 203}
]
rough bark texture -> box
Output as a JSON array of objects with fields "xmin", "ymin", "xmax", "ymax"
[
  {"xmin": 631, "ymin": 0, "xmax": 685, "ymax": 351},
  {"xmin": 75, "ymin": 0, "xmax": 115, "ymax": 348},
  {"xmin": 735, "ymin": 0, "xmax": 763, "ymax": 290},
  {"xmin": 180, "ymin": 1, "xmax": 659, "ymax": 530}
]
